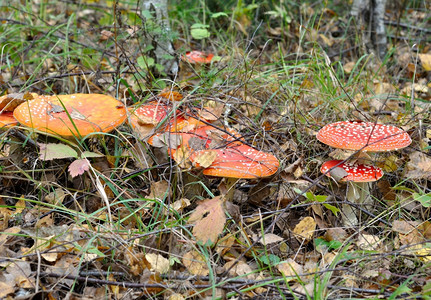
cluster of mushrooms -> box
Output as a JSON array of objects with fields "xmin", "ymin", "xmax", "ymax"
[
  {"xmin": 316, "ymin": 120, "xmax": 412, "ymax": 225},
  {"xmin": 0, "ymin": 91, "xmax": 279, "ymax": 189},
  {"xmin": 129, "ymin": 93, "xmax": 280, "ymax": 188}
]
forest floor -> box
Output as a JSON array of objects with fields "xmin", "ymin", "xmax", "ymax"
[{"xmin": 1, "ymin": 0, "xmax": 431, "ymax": 299}]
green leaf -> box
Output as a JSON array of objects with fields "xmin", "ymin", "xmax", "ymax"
[
  {"xmin": 314, "ymin": 195, "xmax": 327, "ymax": 202},
  {"xmin": 323, "ymin": 203, "xmax": 340, "ymax": 216},
  {"xmin": 259, "ymin": 254, "xmax": 281, "ymax": 266},
  {"xmin": 413, "ymin": 192, "xmax": 431, "ymax": 207},
  {"xmin": 211, "ymin": 12, "xmax": 228, "ymax": 18},
  {"xmin": 137, "ymin": 56, "xmax": 155, "ymax": 70},
  {"xmin": 328, "ymin": 240, "xmax": 342, "ymax": 250},
  {"xmin": 190, "ymin": 23, "xmax": 210, "ymax": 39},
  {"xmin": 39, "ymin": 143, "xmax": 78, "ymax": 160}
]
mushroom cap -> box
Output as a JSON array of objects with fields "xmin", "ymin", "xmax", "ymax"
[
  {"xmin": 0, "ymin": 112, "xmax": 19, "ymax": 128},
  {"xmin": 321, "ymin": 160, "xmax": 383, "ymax": 182},
  {"xmin": 14, "ymin": 94, "xmax": 126, "ymax": 137},
  {"xmin": 128, "ymin": 104, "xmax": 174, "ymax": 127},
  {"xmin": 181, "ymin": 51, "xmax": 214, "ymax": 64},
  {"xmin": 190, "ymin": 144, "xmax": 279, "ymax": 179},
  {"xmin": 317, "ymin": 120, "xmax": 411, "ymax": 152}
]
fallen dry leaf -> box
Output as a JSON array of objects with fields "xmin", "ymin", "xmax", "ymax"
[
  {"xmin": 0, "ymin": 92, "xmax": 34, "ymax": 111},
  {"xmin": 277, "ymin": 258, "xmax": 303, "ymax": 280},
  {"xmin": 172, "ymin": 144, "xmax": 192, "ymax": 169},
  {"xmin": 145, "ymin": 253, "xmax": 170, "ymax": 274},
  {"xmin": 188, "ymin": 197, "xmax": 226, "ymax": 244},
  {"xmin": 343, "ymin": 61, "xmax": 356, "ymax": 74},
  {"xmin": 197, "ymin": 104, "xmax": 224, "ymax": 121},
  {"xmin": 356, "ymin": 234, "xmax": 382, "ymax": 251},
  {"xmin": 293, "ymin": 216, "xmax": 316, "ymax": 242},
  {"xmin": 191, "ymin": 150, "xmax": 217, "ymax": 168},
  {"xmin": 256, "ymin": 233, "xmax": 284, "ymax": 245},
  {"xmin": 0, "ymin": 281, "xmax": 14, "ymax": 298},
  {"xmin": 149, "ymin": 180, "xmax": 170, "ymax": 201},
  {"xmin": 68, "ymin": 159, "xmax": 90, "ymax": 178},
  {"xmin": 182, "ymin": 250, "xmax": 209, "ymax": 276},
  {"xmin": 224, "ymin": 260, "xmax": 254, "ymax": 279},
  {"xmin": 419, "ymin": 53, "xmax": 431, "ymax": 71},
  {"xmin": 405, "ymin": 152, "xmax": 431, "ymax": 180}
]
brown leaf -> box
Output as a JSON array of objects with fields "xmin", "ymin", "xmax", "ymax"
[
  {"xmin": 0, "ymin": 92, "xmax": 33, "ymax": 111},
  {"xmin": 68, "ymin": 159, "xmax": 90, "ymax": 178},
  {"xmin": 224, "ymin": 260, "xmax": 254, "ymax": 279},
  {"xmin": 151, "ymin": 132, "xmax": 183, "ymax": 148},
  {"xmin": 188, "ymin": 197, "xmax": 226, "ymax": 244},
  {"xmin": 292, "ymin": 216, "xmax": 316, "ymax": 242},
  {"xmin": 405, "ymin": 152, "xmax": 431, "ymax": 179},
  {"xmin": 149, "ymin": 180, "xmax": 170, "ymax": 201},
  {"xmin": 277, "ymin": 258, "xmax": 303, "ymax": 280},
  {"xmin": 182, "ymin": 250, "xmax": 209, "ymax": 276},
  {"xmin": 197, "ymin": 104, "xmax": 224, "ymax": 121}
]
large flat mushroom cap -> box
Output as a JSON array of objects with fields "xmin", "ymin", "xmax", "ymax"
[
  {"xmin": 191, "ymin": 144, "xmax": 279, "ymax": 179},
  {"xmin": 321, "ymin": 160, "xmax": 383, "ymax": 182},
  {"xmin": 14, "ymin": 94, "xmax": 126, "ymax": 137},
  {"xmin": 317, "ymin": 120, "xmax": 411, "ymax": 152}
]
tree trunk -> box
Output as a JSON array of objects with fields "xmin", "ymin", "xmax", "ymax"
[
  {"xmin": 351, "ymin": 0, "xmax": 387, "ymax": 59},
  {"xmin": 141, "ymin": 0, "xmax": 178, "ymax": 77}
]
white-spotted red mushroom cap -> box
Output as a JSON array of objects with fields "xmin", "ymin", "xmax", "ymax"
[
  {"xmin": 128, "ymin": 103, "xmax": 174, "ymax": 127},
  {"xmin": 321, "ymin": 160, "xmax": 383, "ymax": 182},
  {"xmin": 14, "ymin": 94, "xmax": 126, "ymax": 138},
  {"xmin": 317, "ymin": 121, "xmax": 411, "ymax": 152},
  {"xmin": 190, "ymin": 144, "xmax": 279, "ymax": 179}
]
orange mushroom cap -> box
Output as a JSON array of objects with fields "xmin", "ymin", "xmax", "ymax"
[
  {"xmin": 321, "ymin": 160, "xmax": 383, "ymax": 182},
  {"xmin": 0, "ymin": 112, "xmax": 19, "ymax": 128},
  {"xmin": 14, "ymin": 94, "xmax": 126, "ymax": 138},
  {"xmin": 181, "ymin": 51, "xmax": 214, "ymax": 64},
  {"xmin": 317, "ymin": 120, "xmax": 411, "ymax": 152},
  {"xmin": 190, "ymin": 144, "xmax": 279, "ymax": 179}
]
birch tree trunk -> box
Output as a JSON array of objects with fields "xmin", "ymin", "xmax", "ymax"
[
  {"xmin": 141, "ymin": 0, "xmax": 178, "ymax": 77},
  {"xmin": 351, "ymin": 0, "xmax": 387, "ymax": 59}
]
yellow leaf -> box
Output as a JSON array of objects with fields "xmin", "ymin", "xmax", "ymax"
[
  {"xmin": 292, "ymin": 216, "xmax": 316, "ymax": 242},
  {"xmin": 188, "ymin": 197, "xmax": 226, "ymax": 244},
  {"xmin": 419, "ymin": 53, "xmax": 431, "ymax": 71},
  {"xmin": 145, "ymin": 253, "xmax": 170, "ymax": 274},
  {"xmin": 172, "ymin": 145, "xmax": 192, "ymax": 169},
  {"xmin": 192, "ymin": 150, "xmax": 217, "ymax": 168}
]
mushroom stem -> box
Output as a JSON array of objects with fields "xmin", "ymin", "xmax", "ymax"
[
  {"xmin": 345, "ymin": 181, "xmax": 371, "ymax": 226},
  {"xmin": 222, "ymin": 178, "xmax": 239, "ymax": 202}
]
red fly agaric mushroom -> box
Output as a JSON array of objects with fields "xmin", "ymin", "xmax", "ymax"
[
  {"xmin": 321, "ymin": 160, "xmax": 383, "ymax": 183},
  {"xmin": 14, "ymin": 94, "xmax": 127, "ymax": 138},
  {"xmin": 317, "ymin": 120, "xmax": 411, "ymax": 225},
  {"xmin": 181, "ymin": 51, "xmax": 214, "ymax": 64},
  {"xmin": 321, "ymin": 159, "xmax": 384, "ymax": 226},
  {"xmin": 316, "ymin": 120, "xmax": 411, "ymax": 152},
  {"xmin": 189, "ymin": 144, "xmax": 279, "ymax": 200}
]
